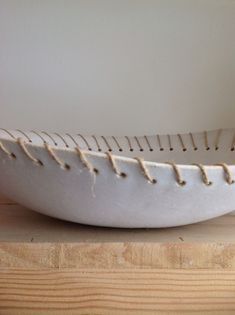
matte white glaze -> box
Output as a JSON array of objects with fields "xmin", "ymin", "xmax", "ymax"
[{"xmin": 0, "ymin": 129, "xmax": 234, "ymax": 227}]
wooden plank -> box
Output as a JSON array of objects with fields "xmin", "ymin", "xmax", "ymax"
[
  {"xmin": 1, "ymin": 205, "xmax": 235, "ymax": 270},
  {"xmin": 0, "ymin": 269, "xmax": 235, "ymax": 315},
  {"xmin": 1, "ymin": 205, "xmax": 235, "ymax": 314},
  {"xmin": 2, "ymin": 241, "xmax": 235, "ymax": 270}
]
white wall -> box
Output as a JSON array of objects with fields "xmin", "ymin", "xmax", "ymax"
[{"xmin": 0, "ymin": 0, "xmax": 235, "ymax": 136}]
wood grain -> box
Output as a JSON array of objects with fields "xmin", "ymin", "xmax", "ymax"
[
  {"xmin": 1, "ymin": 204, "xmax": 235, "ymax": 314},
  {"xmin": 2, "ymin": 242, "xmax": 235, "ymax": 270},
  {"xmin": 1, "ymin": 205, "xmax": 235, "ymax": 270},
  {"xmin": 1, "ymin": 269, "xmax": 235, "ymax": 315}
]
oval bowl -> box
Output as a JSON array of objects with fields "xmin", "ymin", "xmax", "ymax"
[{"xmin": 0, "ymin": 128, "xmax": 235, "ymax": 228}]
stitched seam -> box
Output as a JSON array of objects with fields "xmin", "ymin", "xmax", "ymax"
[
  {"xmin": 1, "ymin": 129, "xmax": 235, "ymax": 186},
  {"xmin": 189, "ymin": 132, "xmax": 197, "ymax": 150},
  {"xmin": 92, "ymin": 135, "xmax": 102, "ymax": 152},
  {"xmin": 166, "ymin": 162, "xmax": 186, "ymax": 186},
  {"xmin": 134, "ymin": 136, "xmax": 143, "ymax": 151},
  {"xmin": 45, "ymin": 142, "xmax": 68, "ymax": 169},
  {"xmin": 135, "ymin": 157, "xmax": 156, "ymax": 184},
  {"xmin": 106, "ymin": 152, "xmax": 126, "ymax": 177},
  {"xmin": 77, "ymin": 134, "xmax": 91, "ymax": 150},
  {"xmin": 54, "ymin": 133, "xmax": 69, "ymax": 148},
  {"xmin": 101, "ymin": 136, "xmax": 112, "ymax": 152},
  {"xmin": 216, "ymin": 163, "xmax": 235, "ymax": 185},
  {"xmin": 215, "ymin": 129, "xmax": 222, "ymax": 150},
  {"xmin": 17, "ymin": 138, "xmax": 42, "ymax": 165},
  {"xmin": 0, "ymin": 141, "xmax": 14, "ymax": 157},
  {"xmin": 75, "ymin": 146, "xmax": 95, "ymax": 173},
  {"xmin": 193, "ymin": 163, "xmax": 212, "ymax": 186},
  {"xmin": 144, "ymin": 135, "xmax": 153, "ymax": 151},
  {"xmin": 125, "ymin": 136, "xmax": 133, "ymax": 151},
  {"xmin": 204, "ymin": 131, "xmax": 210, "ymax": 150}
]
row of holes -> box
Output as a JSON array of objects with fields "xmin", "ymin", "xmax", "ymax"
[
  {"xmin": 3, "ymin": 138, "xmax": 235, "ymax": 187},
  {"xmin": 2, "ymin": 128, "xmax": 235, "ymax": 153},
  {"xmin": 6, "ymin": 152, "xmax": 229, "ymax": 188}
]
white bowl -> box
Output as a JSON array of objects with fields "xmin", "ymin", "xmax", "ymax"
[{"xmin": 0, "ymin": 128, "xmax": 235, "ymax": 228}]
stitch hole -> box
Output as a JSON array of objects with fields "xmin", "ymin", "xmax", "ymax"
[
  {"xmin": 88, "ymin": 148, "xmax": 92, "ymax": 151},
  {"xmin": 160, "ymin": 148, "xmax": 164, "ymax": 151},
  {"xmin": 119, "ymin": 149, "xmax": 123, "ymax": 152},
  {"xmin": 149, "ymin": 178, "xmax": 157, "ymax": 184},
  {"xmin": 98, "ymin": 149, "xmax": 102, "ymax": 152},
  {"xmin": 229, "ymin": 180, "xmax": 235, "ymax": 185},
  {"xmin": 231, "ymin": 147, "xmax": 235, "ymax": 151},
  {"xmin": 194, "ymin": 147, "xmax": 198, "ymax": 151},
  {"xmin": 178, "ymin": 180, "xmax": 187, "ymax": 187},
  {"xmin": 206, "ymin": 147, "xmax": 210, "ymax": 151},
  {"xmin": 37, "ymin": 159, "xmax": 44, "ymax": 166},
  {"xmin": 10, "ymin": 153, "xmax": 16, "ymax": 159},
  {"xmin": 215, "ymin": 146, "xmax": 219, "ymax": 151},
  {"xmin": 206, "ymin": 181, "xmax": 213, "ymax": 186},
  {"xmin": 108, "ymin": 149, "xmax": 112, "ymax": 152},
  {"xmin": 130, "ymin": 149, "xmax": 134, "ymax": 152},
  {"xmin": 140, "ymin": 149, "xmax": 144, "ymax": 152},
  {"xmin": 120, "ymin": 172, "xmax": 127, "ymax": 178},
  {"xmin": 149, "ymin": 148, "xmax": 153, "ymax": 152},
  {"xmin": 93, "ymin": 168, "xmax": 99, "ymax": 174},
  {"xmin": 64, "ymin": 163, "xmax": 71, "ymax": 170},
  {"xmin": 183, "ymin": 148, "xmax": 187, "ymax": 152},
  {"xmin": 170, "ymin": 148, "xmax": 173, "ymax": 151}
]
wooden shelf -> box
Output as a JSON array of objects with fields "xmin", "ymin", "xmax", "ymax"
[{"xmin": 1, "ymin": 202, "xmax": 235, "ymax": 314}]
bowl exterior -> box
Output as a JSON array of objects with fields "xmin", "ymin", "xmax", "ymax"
[{"xmin": 0, "ymin": 139, "xmax": 234, "ymax": 228}]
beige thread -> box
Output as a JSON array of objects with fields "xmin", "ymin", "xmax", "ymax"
[
  {"xmin": 0, "ymin": 129, "xmax": 16, "ymax": 139},
  {"xmin": 193, "ymin": 163, "xmax": 212, "ymax": 186},
  {"xmin": 0, "ymin": 141, "xmax": 15, "ymax": 158},
  {"xmin": 157, "ymin": 135, "xmax": 164, "ymax": 151},
  {"xmin": 92, "ymin": 135, "xmax": 102, "ymax": 151},
  {"xmin": 78, "ymin": 134, "xmax": 91, "ymax": 150},
  {"xmin": 178, "ymin": 134, "xmax": 187, "ymax": 151},
  {"xmin": 106, "ymin": 152, "xmax": 126, "ymax": 177},
  {"xmin": 215, "ymin": 129, "xmax": 222, "ymax": 150},
  {"xmin": 167, "ymin": 135, "xmax": 173, "ymax": 151},
  {"xmin": 54, "ymin": 133, "xmax": 69, "ymax": 148},
  {"xmin": 66, "ymin": 133, "xmax": 78, "ymax": 146},
  {"xmin": 166, "ymin": 162, "xmax": 186, "ymax": 186},
  {"xmin": 144, "ymin": 135, "xmax": 153, "ymax": 151},
  {"xmin": 2, "ymin": 128, "xmax": 235, "ymax": 186},
  {"xmin": 135, "ymin": 157, "xmax": 156, "ymax": 183},
  {"xmin": 75, "ymin": 146, "xmax": 96, "ymax": 173},
  {"xmin": 189, "ymin": 133, "xmax": 198, "ymax": 150},
  {"xmin": 16, "ymin": 130, "xmax": 32, "ymax": 142},
  {"xmin": 101, "ymin": 136, "xmax": 112, "ymax": 152},
  {"xmin": 17, "ymin": 138, "xmax": 42, "ymax": 165},
  {"xmin": 204, "ymin": 131, "xmax": 210, "ymax": 150},
  {"xmin": 42, "ymin": 131, "xmax": 58, "ymax": 146},
  {"xmin": 45, "ymin": 142, "xmax": 70, "ymax": 169},
  {"xmin": 216, "ymin": 163, "xmax": 235, "ymax": 185},
  {"xmin": 112, "ymin": 136, "xmax": 123, "ymax": 152},
  {"xmin": 134, "ymin": 136, "xmax": 143, "ymax": 151},
  {"xmin": 31, "ymin": 131, "xmax": 46, "ymax": 144},
  {"xmin": 125, "ymin": 136, "xmax": 133, "ymax": 151}
]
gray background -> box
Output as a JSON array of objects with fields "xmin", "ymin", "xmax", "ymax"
[{"xmin": 0, "ymin": 0, "xmax": 235, "ymax": 135}]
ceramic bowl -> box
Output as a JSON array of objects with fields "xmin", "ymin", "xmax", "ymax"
[{"xmin": 0, "ymin": 128, "xmax": 235, "ymax": 227}]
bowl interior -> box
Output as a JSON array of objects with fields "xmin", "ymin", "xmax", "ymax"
[{"xmin": 0, "ymin": 128, "xmax": 234, "ymax": 166}]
